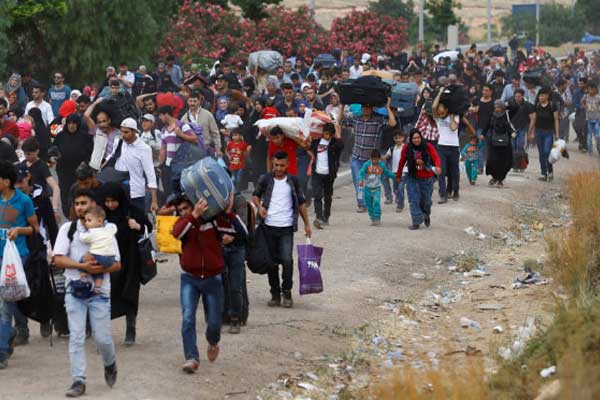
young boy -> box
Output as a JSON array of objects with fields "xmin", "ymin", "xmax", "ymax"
[
  {"xmin": 460, "ymin": 136, "xmax": 483, "ymax": 185},
  {"xmin": 384, "ymin": 131, "xmax": 408, "ymax": 212},
  {"xmin": 170, "ymin": 195, "xmax": 247, "ymax": 374},
  {"xmin": 220, "ymin": 103, "xmax": 244, "ymax": 146},
  {"xmin": 79, "ymin": 207, "xmax": 118, "ymax": 293},
  {"xmin": 358, "ymin": 149, "xmax": 396, "ymax": 226},
  {"xmin": 311, "ymin": 122, "xmax": 344, "ymax": 229},
  {"xmin": 226, "ymin": 128, "xmax": 251, "ymax": 193}
]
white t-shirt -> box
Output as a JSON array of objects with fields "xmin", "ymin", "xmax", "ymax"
[
  {"xmin": 265, "ymin": 177, "xmax": 293, "ymax": 228},
  {"xmin": 435, "ymin": 115, "xmax": 460, "ymax": 147},
  {"xmin": 53, "ymin": 220, "xmax": 121, "ymax": 296},
  {"xmin": 386, "ymin": 144, "xmax": 407, "ymax": 174},
  {"xmin": 221, "ymin": 114, "xmax": 244, "ymax": 131},
  {"xmin": 315, "ymin": 138, "xmax": 330, "ymax": 175}
]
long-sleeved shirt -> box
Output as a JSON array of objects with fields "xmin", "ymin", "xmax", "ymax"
[
  {"xmin": 79, "ymin": 223, "xmax": 118, "ymax": 256},
  {"xmin": 181, "ymin": 107, "xmax": 222, "ymax": 150},
  {"xmin": 24, "ymin": 100, "xmax": 54, "ymax": 126},
  {"xmin": 397, "ymin": 143, "xmax": 441, "ymax": 180},
  {"xmin": 110, "ymin": 137, "xmax": 157, "ymax": 199},
  {"xmin": 343, "ymin": 114, "xmax": 389, "ymax": 161},
  {"xmin": 358, "ymin": 160, "xmax": 395, "ymax": 189}
]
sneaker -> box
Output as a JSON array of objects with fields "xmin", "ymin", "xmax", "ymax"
[
  {"xmin": 452, "ymin": 193, "xmax": 459, "ymax": 201},
  {"xmin": 207, "ymin": 344, "xmax": 220, "ymax": 362},
  {"xmin": 488, "ymin": 179, "xmax": 497, "ymax": 186},
  {"xmin": 322, "ymin": 219, "xmax": 330, "ymax": 226},
  {"xmin": 313, "ymin": 219, "xmax": 323, "ymax": 230},
  {"xmin": 104, "ymin": 362, "xmax": 117, "ymax": 388},
  {"xmin": 538, "ymin": 175, "xmax": 548, "ymax": 182},
  {"xmin": 438, "ymin": 197, "xmax": 448, "ymax": 204},
  {"xmin": 228, "ymin": 320, "xmax": 241, "ymax": 334},
  {"xmin": 384, "ymin": 198, "xmax": 393, "ymax": 205},
  {"xmin": 267, "ymin": 294, "xmax": 281, "ymax": 307},
  {"xmin": 282, "ymin": 291, "xmax": 294, "ymax": 308},
  {"xmin": 497, "ymin": 181, "xmax": 504, "ymax": 188},
  {"xmin": 7, "ymin": 331, "xmax": 15, "ymax": 357},
  {"xmin": 65, "ymin": 381, "xmax": 86, "ymax": 398},
  {"xmin": 356, "ymin": 206, "xmax": 367, "ymax": 213},
  {"xmin": 469, "ymin": 180, "xmax": 476, "ymax": 186},
  {"xmin": 548, "ymin": 173, "xmax": 554, "ymax": 182},
  {"xmin": 124, "ymin": 327, "xmax": 136, "ymax": 347},
  {"xmin": 424, "ymin": 215, "xmax": 431, "ymax": 227},
  {"xmin": 396, "ymin": 206, "xmax": 403, "ymax": 213},
  {"xmin": 40, "ymin": 322, "xmax": 52, "ymax": 338},
  {"xmin": 370, "ymin": 220, "xmax": 381, "ymax": 226},
  {"xmin": 13, "ymin": 333, "xmax": 28, "ymax": 347},
  {"xmin": 182, "ymin": 359, "xmax": 199, "ymax": 374},
  {"xmin": 408, "ymin": 224, "xmax": 420, "ymax": 230},
  {"xmin": 0, "ymin": 354, "xmax": 7, "ymax": 370}
]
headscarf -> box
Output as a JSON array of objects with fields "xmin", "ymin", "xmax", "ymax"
[
  {"xmin": 215, "ymin": 96, "xmax": 229, "ymax": 122},
  {"xmin": 406, "ymin": 129, "xmax": 432, "ymax": 178},
  {"xmin": 296, "ymin": 100, "xmax": 310, "ymax": 118},
  {"xmin": 493, "ymin": 99, "xmax": 506, "ymax": 118},
  {"xmin": 102, "ymin": 182, "xmax": 130, "ymax": 225},
  {"xmin": 70, "ymin": 89, "xmax": 82, "ymax": 101},
  {"xmin": 65, "ymin": 113, "xmax": 84, "ymax": 134},
  {"xmin": 5, "ymin": 73, "xmax": 22, "ymax": 93},
  {"xmin": 158, "ymin": 75, "xmax": 178, "ymax": 93},
  {"xmin": 27, "ymin": 108, "xmax": 50, "ymax": 160}
]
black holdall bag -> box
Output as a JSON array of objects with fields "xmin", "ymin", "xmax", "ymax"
[
  {"xmin": 245, "ymin": 223, "xmax": 273, "ymax": 275},
  {"xmin": 96, "ymin": 139, "xmax": 130, "ymax": 184},
  {"xmin": 439, "ymin": 85, "xmax": 470, "ymax": 115},
  {"xmin": 338, "ymin": 76, "xmax": 391, "ymax": 106}
]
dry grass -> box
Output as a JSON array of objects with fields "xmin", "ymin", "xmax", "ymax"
[{"xmin": 374, "ymin": 171, "xmax": 600, "ymax": 399}]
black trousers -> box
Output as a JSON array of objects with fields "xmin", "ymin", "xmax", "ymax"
[{"xmin": 312, "ymin": 173, "xmax": 335, "ymax": 221}]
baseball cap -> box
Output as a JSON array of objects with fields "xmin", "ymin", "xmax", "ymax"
[
  {"xmin": 300, "ymin": 82, "xmax": 311, "ymax": 91},
  {"xmin": 15, "ymin": 164, "xmax": 29, "ymax": 182},
  {"xmin": 142, "ymin": 114, "xmax": 155, "ymax": 123},
  {"xmin": 75, "ymin": 162, "xmax": 95, "ymax": 179},
  {"xmin": 120, "ymin": 117, "xmax": 139, "ymax": 132}
]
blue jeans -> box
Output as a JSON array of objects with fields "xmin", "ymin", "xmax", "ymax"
[
  {"xmin": 223, "ymin": 245, "xmax": 245, "ymax": 320},
  {"xmin": 476, "ymin": 128, "xmax": 486, "ymax": 172},
  {"xmin": 407, "ymin": 176, "xmax": 434, "ymax": 226},
  {"xmin": 393, "ymin": 173, "xmax": 408, "ymax": 208},
  {"xmin": 0, "ymin": 255, "xmax": 29, "ymax": 358},
  {"xmin": 364, "ymin": 186, "xmax": 382, "ymax": 221},
  {"xmin": 586, "ymin": 119, "xmax": 600, "ymax": 155},
  {"xmin": 231, "ymin": 169, "xmax": 243, "ymax": 194},
  {"xmin": 64, "ymin": 293, "xmax": 115, "ymax": 383},
  {"xmin": 296, "ymin": 148, "xmax": 310, "ymax": 198},
  {"xmin": 180, "ymin": 273, "xmax": 223, "ymax": 362},
  {"xmin": 130, "ymin": 196, "xmax": 146, "ymax": 212},
  {"xmin": 351, "ymin": 157, "xmax": 366, "ymax": 207},
  {"xmin": 535, "ymin": 129, "xmax": 554, "ymax": 176},
  {"xmin": 264, "ymin": 225, "xmax": 294, "ymax": 296},
  {"xmin": 437, "ymin": 145, "xmax": 460, "ymax": 198},
  {"xmin": 512, "ymin": 128, "xmax": 527, "ymax": 153}
]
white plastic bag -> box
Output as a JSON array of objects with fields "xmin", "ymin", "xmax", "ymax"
[
  {"xmin": 254, "ymin": 117, "xmax": 309, "ymax": 141},
  {"xmin": 548, "ymin": 139, "xmax": 566, "ymax": 165},
  {"xmin": 0, "ymin": 240, "xmax": 29, "ymax": 301}
]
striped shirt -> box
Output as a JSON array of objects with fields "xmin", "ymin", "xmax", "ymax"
[
  {"xmin": 344, "ymin": 114, "xmax": 388, "ymax": 161},
  {"xmin": 161, "ymin": 122, "xmax": 192, "ymax": 166}
]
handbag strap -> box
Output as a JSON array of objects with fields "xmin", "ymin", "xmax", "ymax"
[{"xmin": 104, "ymin": 139, "xmax": 124, "ymax": 169}]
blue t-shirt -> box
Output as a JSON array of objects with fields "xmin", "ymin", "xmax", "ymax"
[
  {"xmin": 0, "ymin": 189, "xmax": 35, "ymax": 256},
  {"xmin": 49, "ymin": 85, "xmax": 72, "ymax": 116}
]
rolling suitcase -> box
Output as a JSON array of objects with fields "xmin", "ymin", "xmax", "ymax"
[
  {"xmin": 338, "ymin": 76, "xmax": 391, "ymax": 107},
  {"xmin": 512, "ymin": 150, "xmax": 529, "ymax": 171},
  {"xmin": 180, "ymin": 157, "xmax": 234, "ymax": 220}
]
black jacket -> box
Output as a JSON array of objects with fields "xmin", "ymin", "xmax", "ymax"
[
  {"xmin": 310, "ymin": 137, "xmax": 344, "ymax": 178},
  {"xmin": 253, "ymin": 173, "xmax": 305, "ymax": 232}
]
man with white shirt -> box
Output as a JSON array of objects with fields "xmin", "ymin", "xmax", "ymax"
[
  {"xmin": 349, "ymin": 58, "xmax": 363, "ymax": 80},
  {"xmin": 117, "ymin": 63, "xmax": 135, "ymax": 94},
  {"xmin": 24, "ymin": 85, "xmax": 54, "ymax": 126},
  {"xmin": 253, "ymin": 151, "xmax": 311, "ymax": 309},
  {"xmin": 108, "ymin": 118, "xmax": 158, "ymax": 212},
  {"xmin": 53, "ymin": 189, "xmax": 121, "ymax": 397}
]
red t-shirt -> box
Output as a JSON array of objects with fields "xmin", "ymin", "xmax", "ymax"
[
  {"xmin": 268, "ymin": 137, "xmax": 298, "ymax": 176},
  {"xmin": 226, "ymin": 141, "xmax": 249, "ymax": 171}
]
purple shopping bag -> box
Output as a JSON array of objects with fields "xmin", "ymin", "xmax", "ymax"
[{"xmin": 297, "ymin": 240, "xmax": 324, "ymax": 295}]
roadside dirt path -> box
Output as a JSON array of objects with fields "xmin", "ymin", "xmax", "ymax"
[{"xmin": 3, "ymin": 143, "xmax": 595, "ymax": 400}]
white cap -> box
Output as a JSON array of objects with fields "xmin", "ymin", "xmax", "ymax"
[
  {"xmin": 120, "ymin": 117, "xmax": 138, "ymax": 132},
  {"xmin": 142, "ymin": 113, "xmax": 155, "ymax": 123},
  {"xmin": 361, "ymin": 53, "xmax": 371, "ymax": 64},
  {"xmin": 577, "ymin": 59, "xmax": 585, "ymax": 65},
  {"xmin": 301, "ymin": 82, "xmax": 311, "ymax": 91}
]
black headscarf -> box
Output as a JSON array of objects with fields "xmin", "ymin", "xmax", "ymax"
[
  {"xmin": 406, "ymin": 129, "xmax": 432, "ymax": 178},
  {"xmin": 27, "ymin": 108, "xmax": 50, "ymax": 160},
  {"xmin": 102, "ymin": 183, "xmax": 130, "ymax": 223},
  {"xmin": 54, "ymin": 113, "xmax": 93, "ymax": 171}
]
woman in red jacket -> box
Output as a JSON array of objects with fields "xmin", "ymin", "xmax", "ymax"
[{"xmin": 397, "ymin": 129, "xmax": 441, "ymax": 230}]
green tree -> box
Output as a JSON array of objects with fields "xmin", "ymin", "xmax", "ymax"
[
  {"xmin": 0, "ymin": 1, "xmax": 14, "ymax": 77},
  {"xmin": 424, "ymin": 0, "xmax": 462, "ymax": 42},
  {"xmin": 575, "ymin": 0, "xmax": 600, "ymax": 35},
  {"xmin": 232, "ymin": 0, "xmax": 282, "ymax": 21}
]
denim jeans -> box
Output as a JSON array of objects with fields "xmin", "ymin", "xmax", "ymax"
[
  {"xmin": 381, "ymin": 158, "xmax": 393, "ymax": 201},
  {"xmin": 312, "ymin": 173, "xmax": 334, "ymax": 221},
  {"xmin": 130, "ymin": 196, "xmax": 146, "ymax": 213},
  {"xmin": 351, "ymin": 157, "xmax": 366, "ymax": 207},
  {"xmin": 0, "ymin": 255, "xmax": 29, "ymax": 358},
  {"xmin": 296, "ymin": 148, "xmax": 311, "ymax": 198},
  {"xmin": 222, "ymin": 245, "xmax": 245, "ymax": 320},
  {"xmin": 364, "ymin": 186, "xmax": 382, "ymax": 221},
  {"xmin": 407, "ymin": 176, "xmax": 434, "ymax": 226},
  {"xmin": 393, "ymin": 173, "xmax": 408, "ymax": 208},
  {"xmin": 230, "ymin": 169, "xmax": 243, "ymax": 194},
  {"xmin": 437, "ymin": 145, "xmax": 460, "ymax": 198},
  {"xmin": 476, "ymin": 128, "xmax": 486, "ymax": 172},
  {"xmin": 586, "ymin": 119, "xmax": 600, "ymax": 155},
  {"xmin": 535, "ymin": 129, "xmax": 554, "ymax": 176},
  {"xmin": 512, "ymin": 128, "xmax": 527, "ymax": 153},
  {"xmin": 180, "ymin": 273, "xmax": 223, "ymax": 362},
  {"xmin": 64, "ymin": 293, "xmax": 115, "ymax": 384},
  {"xmin": 263, "ymin": 225, "xmax": 294, "ymax": 296}
]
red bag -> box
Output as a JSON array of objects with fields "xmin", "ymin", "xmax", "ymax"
[{"xmin": 308, "ymin": 110, "xmax": 333, "ymax": 140}]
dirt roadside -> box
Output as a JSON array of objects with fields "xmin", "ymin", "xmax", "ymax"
[{"xmin": 2, "ymin": 144, "xmax": 595, "ymax": 400}]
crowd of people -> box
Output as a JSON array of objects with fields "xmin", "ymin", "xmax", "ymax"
[{"xmin": 0, "ymin": 40, "xmax": 599, "ymax": 397}]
